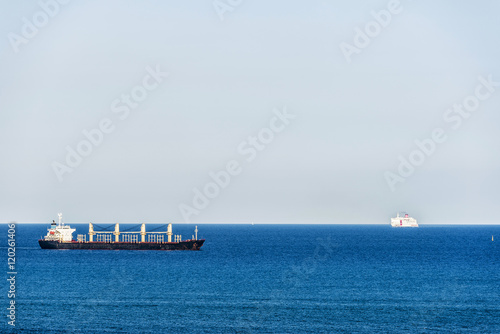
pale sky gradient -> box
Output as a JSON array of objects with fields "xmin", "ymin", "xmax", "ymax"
[{"xmin": 1, "ymin": 1, "xmax": 499, "ymax": 224}]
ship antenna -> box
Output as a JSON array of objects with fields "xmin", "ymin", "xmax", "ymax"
[
  {"xmin": 58, "ymin": 213, "xmax": 63, "ymax": 227},
  {"xmin": 195, "ymin": 226, "xmax": 198, "ymax": 240}
]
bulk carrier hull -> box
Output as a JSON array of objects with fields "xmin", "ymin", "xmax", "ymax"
[
  {"xmin": 38, "ymin": 239, "xmax": 205, "ymax": 250},
  {"xmin": 39, "ymin": 215, "xmax": 205, "ymax": 251}
]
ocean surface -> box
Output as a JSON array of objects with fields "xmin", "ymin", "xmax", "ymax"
[{"xmin": 1, "ymin": 224, "xmax": 499, "ymax": 333}]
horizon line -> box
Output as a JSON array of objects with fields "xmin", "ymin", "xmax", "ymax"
[{"xmin": 2, "ymin": 222, "xmax": 500, "ymax": 225}]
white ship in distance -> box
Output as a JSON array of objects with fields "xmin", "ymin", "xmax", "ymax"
[{"xmin": 391, "ymin": 212, "xmax": 418, "ymax": 227}]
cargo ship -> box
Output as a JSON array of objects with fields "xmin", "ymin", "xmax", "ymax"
[
  {"xmin": 38, "ymin": 214, "xmax": 205, "ymax": 250},
  {"xmin": 390, "ymin": 212, "xmax": 418, "ymax": 227}
]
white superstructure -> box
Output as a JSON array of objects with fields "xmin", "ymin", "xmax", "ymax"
[
  {"xmin": 391, "ymin": 212, "xmax": 418, "ymax": 227},
  {"xmin": 43, "ymin": 213, "xmax": 76, "ymax": 242}
]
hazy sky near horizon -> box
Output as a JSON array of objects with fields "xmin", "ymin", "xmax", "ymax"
[{"xmin": 1, "ymin": 1, "xmax": 499, "ymax": 224}]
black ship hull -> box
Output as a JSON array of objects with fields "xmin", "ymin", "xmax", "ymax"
[{"xmin": 38, "ymin": 239, "xmax": 205, "ymax": 251}]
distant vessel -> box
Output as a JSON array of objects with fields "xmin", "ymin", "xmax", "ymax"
[
  {"xmin": 390, "ymin": 212, "xmax": 418, "ymax": 227},
  {"xmin": 38, "ymin": 213, "xmax": 205, "ymax": 250}
]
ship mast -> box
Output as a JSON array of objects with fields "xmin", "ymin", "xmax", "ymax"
[{"xmin": 58, "ymin": 213, "xmax": 63, "ymax": 227}]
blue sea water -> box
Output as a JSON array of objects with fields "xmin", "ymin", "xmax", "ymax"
[{"xmin": 1, "ymin": 224, "xmax": 499, "ymax": 333}]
